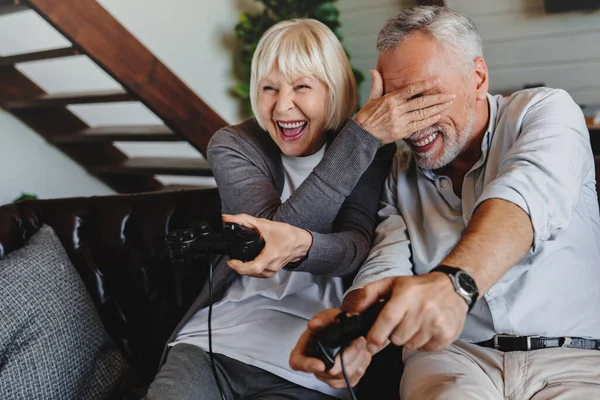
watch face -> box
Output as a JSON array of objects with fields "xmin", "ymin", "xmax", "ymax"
[{"xmin": 456, "ymin": 271, "xmax": 477, "ymax": 295}]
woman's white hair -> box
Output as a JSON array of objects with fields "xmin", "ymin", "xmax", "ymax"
[
  {"xmin": 250, "ymin": 19, "xmax": 357, "ymax": 131},
  {"xmin": 377, "ymin": 6, "xmax": 483, "ymax": 77}
]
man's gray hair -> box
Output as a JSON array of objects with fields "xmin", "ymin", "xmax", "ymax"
[{"xmin": 377, "ymin": 6, "xmax": 483, "ymax": 75}]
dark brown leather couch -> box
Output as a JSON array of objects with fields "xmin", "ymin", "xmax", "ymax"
[{"xmin": 0, "ymin": 188, "xmax": 402, "ymax": 399}]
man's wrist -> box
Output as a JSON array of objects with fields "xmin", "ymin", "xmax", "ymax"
[{"xmin": 430, "ymin": 265, "xmax": 479, "ymax": 313}]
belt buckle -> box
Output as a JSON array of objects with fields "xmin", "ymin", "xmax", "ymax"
[
  {"xmin": 493, "ymin": 334, "xmax": 539, "ymax": 351},
  {"xmin": 525, "ymin": 336, "xmax": 540, "ymax": 350},
  {"xmin": 493, "ymin": 334, "xmax": 519, "ymax": 350}
]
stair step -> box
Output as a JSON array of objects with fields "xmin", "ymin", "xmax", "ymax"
[
  {"xmin": 1, "ymin": 89, "xmax": 132, "ymax": 110},
  {"xmin": 0, "ymin": 47, "xmax": 80, "ymax": 66},
  {"xmin": 54, "ymin": 125, "xmax": 180, "ymax": 143},
  {"xmin": 94, "ymin": 157, "xmax": 213, "ymax": 177},
  {"xmin": 159, "ymin": 184, "xmax": 209, "ymax": 192},
  {"xmin": 0, "ymin": 0, "xmax": 28, "ymax": 15}
]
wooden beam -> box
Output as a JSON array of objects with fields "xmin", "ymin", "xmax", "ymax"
[
  {"xmin": 0, "ymin": 47, "xmax": 79, "ymax": 66},
  {"xmin": 1, "ymin": 90, "xmax": 132, "ymax": 110},
  {"xmin": 53, "ymin": 125, "xmax": 179, "ymax": 144},
  {"xmin": 25, "ymin": 0, "xmax": 228, "ymax": 156},
  {"xmin": 159, "ymin": 184, "xmax": 210, "ymax": 192},
  {"xmin": 94, "ymin": 157, "xmax": 213, "ymax": 177}
]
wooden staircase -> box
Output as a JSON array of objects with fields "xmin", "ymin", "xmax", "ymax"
[{"xmin": 0, "ymin": 0, "xmax": 228, "ymax": 193}]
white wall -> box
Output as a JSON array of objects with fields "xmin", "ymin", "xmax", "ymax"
[
  {"xmin": 2, "ymin": 0, "xmax": 599, "ymax": 205},
  {"xmin": 339, "ymin": 0, "xmax": 600, "ymax": 106},
  {"xmin": 103, "ymin": 0, "xmax": 600, "ymax": 107},
  {"xmin": 337, "ymin": 0, "xmax": 412, "ymax": 105},
  {"xmin": 0, "ymin": 112, "xmax": 114, "ymax": 205},
  {"xmin": 347, "ymin": 0, "xmax": 575, "ymax": 106},
  {"xmin": 446, "ymin": 0, "xmax": 600, "ymax": 105},
  {"xmin": 96, "ymin": 0, "xmax": 262, "ymax": 125}
]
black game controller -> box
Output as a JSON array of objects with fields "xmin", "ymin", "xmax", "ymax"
[
  {"xmin": 165, "ymin": 222, "xmax": 265, "ymax": 306},
  {"xmin": 312, "ymin": 299, "xmax": 386, "ymax": 371},
  {"xmin": 166, "ymin": 221, "xmax": 265, "ymax": 263}
]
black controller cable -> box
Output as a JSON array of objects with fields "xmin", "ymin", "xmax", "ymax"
[
  {"xmin": 340, "ymin": 349, "xmax": 359, "ymax": 400},
  {"xmin": 207, "ymin": 249, "xmax": 227, "ymax": 400}
]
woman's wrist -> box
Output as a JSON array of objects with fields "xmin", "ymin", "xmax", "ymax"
[
  {"xmin": 284, "ymin": 229, "xmax": 313, "ymax": 270},
  {"xmin": 295, "ymin": 229, "xmax": 313, "ymax": 261}
]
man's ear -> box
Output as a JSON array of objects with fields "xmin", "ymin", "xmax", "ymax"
[{"xmin": 473, "ymin": 56, "xmax": 489, "ymax": 101}]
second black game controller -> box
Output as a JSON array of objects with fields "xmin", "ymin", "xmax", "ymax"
[{"xmin": 312, "ymin": 299, "xmax": 386, "ymax": 371}]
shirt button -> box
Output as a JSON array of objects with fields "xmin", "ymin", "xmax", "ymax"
[
  {"xmin": 487, "ymin": 289, "xmax": 496, "ymax": 297},
  {"xmin": 441, "ymin": 179, "xmax": 450, "ymax": 188},
  {"xmin": 466, "ymin": 213, "xmax": 472, "ymax": 221}
]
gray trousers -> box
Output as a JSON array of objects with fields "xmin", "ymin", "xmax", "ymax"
[{"xmin": 144, "ymin": 344, "xmax": 337, "ymax": 400}]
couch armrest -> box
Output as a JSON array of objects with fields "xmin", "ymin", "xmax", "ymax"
[{"xmin": 0, "ymin": 202, "xmax": 41, "ymax": 259}]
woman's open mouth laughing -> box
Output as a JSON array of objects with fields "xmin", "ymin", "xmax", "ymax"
[{"xmin": 277, "ymin": 120, "xmax": 308, "ymax": 142}]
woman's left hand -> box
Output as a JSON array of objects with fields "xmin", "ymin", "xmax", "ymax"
[{"xmin": 221, "ymin": 214, "xmax": 313, "ymax": 278}]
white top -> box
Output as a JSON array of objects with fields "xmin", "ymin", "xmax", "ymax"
[{"xmin": 172, "ymin": 143, "xmax": 348, "ymax": 398}]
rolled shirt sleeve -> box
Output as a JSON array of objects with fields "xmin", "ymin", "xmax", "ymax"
[{"xmin": 475, "ymin": 89, "xmax": 594, "ymax": 252}]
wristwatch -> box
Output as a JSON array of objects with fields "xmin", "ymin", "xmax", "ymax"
[{"xmin": 431, "ymin": 265, "xmax": 479, "ymax": 313}]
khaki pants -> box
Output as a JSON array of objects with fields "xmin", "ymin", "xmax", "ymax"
[{"xmin": 400, "ymin": 340, "xmax": 600, "ymax": 400}]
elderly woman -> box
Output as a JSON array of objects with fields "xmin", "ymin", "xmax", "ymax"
[{"xmin": 145, "ymin": 18, "xmax": 453, "ymax": 400}]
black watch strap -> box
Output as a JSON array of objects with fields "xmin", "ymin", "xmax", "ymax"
[
  {"xmin": 431, "ymin": 265, "xmax": 460, "ymax": 275},
  {"xmin": 431, "ymin": 265, "xmax": 479, "ymax": 313}
]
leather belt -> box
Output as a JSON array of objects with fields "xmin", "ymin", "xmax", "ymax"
[{"xmin": 476, "ymin": 334, "xmax": 600, "ymax": 352}]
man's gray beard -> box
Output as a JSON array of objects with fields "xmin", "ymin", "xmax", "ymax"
[{"xmin": 414, "ymin": 108, "xmax": 476, "ymax": 170}]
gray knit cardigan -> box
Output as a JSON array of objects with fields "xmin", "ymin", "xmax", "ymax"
[{"xmin": 161, "ymin": 117, "xmax": 395, "ymax": 365}]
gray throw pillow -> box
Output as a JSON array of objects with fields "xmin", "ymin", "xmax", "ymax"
[{"xmin": 0, "ymin": 225, "xmax": 128, "ymax": 400}]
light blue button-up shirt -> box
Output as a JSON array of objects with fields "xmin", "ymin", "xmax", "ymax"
[{"xmin": 350, "ymin": 88, "xmax": 600, "ymax": 342}]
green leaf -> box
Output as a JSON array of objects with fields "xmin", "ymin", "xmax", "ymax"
[
  {"xmin": 314, "ymin": 2, "xmax": 339, "ymax": 22},
  {"xmin": 13, "ymin": 192, "xmax": 37, "ymax": 203},
  {"xmin": 233, "ymin": 82, "xmax": 250, "ymax": 99},
  {"xmin": 236, "ymin": 13, "xmax": 252, "ymax": 35}
]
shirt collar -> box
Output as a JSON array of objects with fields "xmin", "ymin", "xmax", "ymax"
[{"xmin": 482, "ymin": 93, "xmax": 497, "ymax": 155}]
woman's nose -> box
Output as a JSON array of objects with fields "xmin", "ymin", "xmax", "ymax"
[{"xmin": 275, "ymin": 92, "xmax": 294, "ymax": 112}]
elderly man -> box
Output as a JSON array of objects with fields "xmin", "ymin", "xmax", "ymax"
[{"xmin": 290, "ymin": 6, "xmax": 600, "ymax": 400}]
